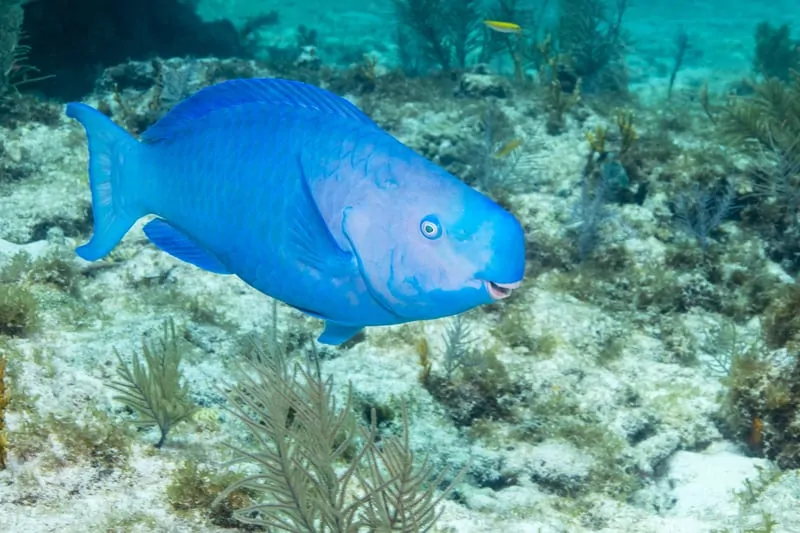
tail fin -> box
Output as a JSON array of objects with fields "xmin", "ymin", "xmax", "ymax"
[{"xmin": 66, "ymin": 103, "xmax": 143, "ymax": 261}]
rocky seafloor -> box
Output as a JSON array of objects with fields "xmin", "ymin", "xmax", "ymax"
[{"xmin": 0, "ymin": 39, "xmax": 800, "ymax": 533}]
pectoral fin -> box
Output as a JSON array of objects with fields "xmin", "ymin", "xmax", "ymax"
[{"xmin": 143, "ymin": 219, "xmax": 230, "ymax": 274}]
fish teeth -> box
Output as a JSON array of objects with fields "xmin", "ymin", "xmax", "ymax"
[
  {"xmin": 492, "ymin": 281, "xmax": 521, "ymax": 290},
  {"xmin": 487, "ymin": 281, "xmax": 517, "ymax": 300}
]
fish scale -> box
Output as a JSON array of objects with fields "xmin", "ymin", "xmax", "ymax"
[
  {"xmin": 151, "ymin": 101, "xmax": 389, "ymax": 324},
  {"xmin": 152, "ymin": 111, "xmax": 337, "ymax": 298}
]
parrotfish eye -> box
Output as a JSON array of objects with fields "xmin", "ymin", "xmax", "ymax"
[{"xmin": 420, "ymin": 215, "xmax": 442, "ymax": 240}]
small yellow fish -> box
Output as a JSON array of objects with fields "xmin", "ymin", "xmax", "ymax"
[
  {"xmin": 494, "ymin": 138, "xmax": 522, "ymax": 159},
  {"xmin": 484, "ymin": 20, "xmax": 522, "ymax": 34}
]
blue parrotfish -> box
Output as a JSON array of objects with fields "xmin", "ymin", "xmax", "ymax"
[{"xmin": 66, "ymin": 78, "xmax": 525, "ymax": 344}]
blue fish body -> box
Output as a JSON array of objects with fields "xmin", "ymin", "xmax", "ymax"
[{"xmin": 66, "ymin": 78, "xmax": 525, "ymax": 344}]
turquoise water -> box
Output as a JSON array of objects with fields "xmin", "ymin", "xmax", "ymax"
[
  {"xmin": 193, "ymin": 0, "xmax": 800, "ymax": 84},
  {"xmin": 1, "ymin": 1, "xmax": 800, "ymax": 532}
]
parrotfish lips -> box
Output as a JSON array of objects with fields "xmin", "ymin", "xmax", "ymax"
[{"xmin": 486, "ymin": 280, "xmax": 521, "ymax": 300}]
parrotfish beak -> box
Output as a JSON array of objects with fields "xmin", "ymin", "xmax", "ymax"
[{"xmin": 485, "ymin": 280, "xmax": 521, "ymax": 300}]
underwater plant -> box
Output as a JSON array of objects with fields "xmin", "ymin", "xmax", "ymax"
[
  {"xmin": 747, "ymin": 134, "xmax": 800, "ymax": 229},
  {"xmin": 466, "ymin": 101, "xmax": 532, "ymax": 195},
  {"xmin": 214, "ymin": 331, "xmax": 463, "ymax": 531},
  {"xmin": 0, "ymin": 356, "xmax": 7, "ymax": 469},
  {"xmin": 753, "ymin": 22, "xmax": 800, "ymax": 81},
  {"xmin": 167, "ymin": 459, "xmax": 254, "ymax": 527},
  {"xmin": 761, "ymin": 282, "xmax": 800, "ymax": 351},
  {"xmin": 11, "ymin": 408, "xmax": 133, "ymax": 470},
  {"xmin": 673, "ymin": 180, "xmax": 736, "ymax": 252},
  {"xmin": 710, "ymin": 53, "xmax": 800, "ymax": 270},
  {"xmin": 0, "ymin": 253, "xmax": 42, "ymax": 337},
  {"xmin": 438, "ymin": 315, "xmax": 482, "ymax": 382},
  {"xmin": 725, "ymin": 343, "xmax": 800, "ymax": 469},
  {"xmin": 718, "ymin": 74, "xmax": 800, "ymax": 157},
  {"xmin": 107, "ymin": 319, "xmax": 197, "ymax": 448},
  {"xmin": 417, "ymin": 315, "xmax": 521, "ymax": 426},
  {"xmin": 722, "ymin": 283, "xmax": 800, "ymax": 468},
  {"xmin": 392, "ymin": 0, "xmax": 481, "ymax": 72},
  {"xmin": 567, "ymin": 112, "xmax": 637, "ymax": 261},
  {"xmin": 569, "ymin": 167, "xmax": 616, "ymax": 261},
  {"xmin": 0, "ymin": 283, "xmax": 37, "ymax": 337},
  {"xmin": 479, "ymin": 0, "xmax": 550, "ymax": 82},
  {"xmin": 667, "ymin": 29, "xmax": 690, "ymax": 99},
  {"xmin": 0, "ymin": 0, "xmax": 24, "ymax": 95},
  {"xmin": 555, "ymin": 0, "xmax": 629, "ymax": 95}
]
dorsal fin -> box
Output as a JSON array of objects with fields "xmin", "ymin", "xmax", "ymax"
[{"xmin": 141, "ymin": 77, "xmax": 379, "ymax": 143}]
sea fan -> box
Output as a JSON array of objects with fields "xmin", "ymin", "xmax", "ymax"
[
  {"xmin": 108, "ymin": 319, "xmax": 197, "ymax": 448},
  {"xmin": 214, "ymin": 304, "xmax": 463, "ymax": 531}
]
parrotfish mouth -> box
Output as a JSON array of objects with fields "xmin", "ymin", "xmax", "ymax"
[{"xmin": 485, "ymin": 280, "xmax": 522, "ymax": 300}]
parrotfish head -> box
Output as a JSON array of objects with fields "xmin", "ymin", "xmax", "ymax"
[{"xmin": 341, "ymin": 150, "xmax": 525, "ymax": 322}]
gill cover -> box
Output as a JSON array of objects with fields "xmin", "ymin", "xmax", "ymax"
[
  {"xmin": 341, "ymin": 204, "xmax": 406, "ymax": 317},
  {"xmin": 341, "ymin": 193, "xmax": 486, "ymax": 321}
]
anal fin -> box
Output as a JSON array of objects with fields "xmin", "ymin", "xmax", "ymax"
[
  {"xmin": 143, "ymin": 219, "xmax": 230, "ymax": 274},
  {"xmin": 318, "ymin": 321, "xmax": 364, "ymax": 345},
  {"xmin": 293, "ymin": 306, "xmax": 363, "ymax": 345}
]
